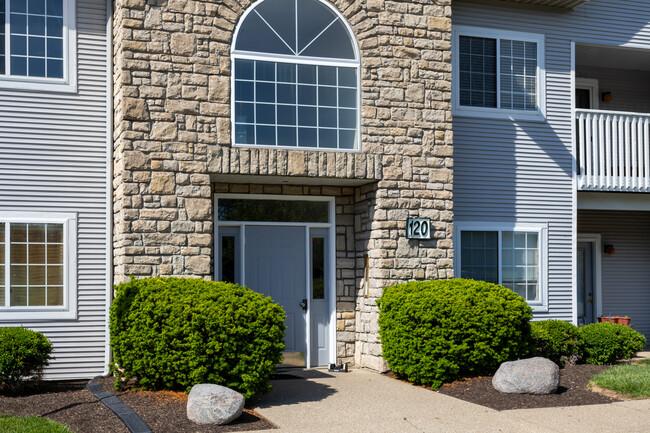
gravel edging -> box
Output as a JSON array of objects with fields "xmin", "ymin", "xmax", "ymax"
[{"xmin": 87, "ymin": 378, "xmax": 152, "ymax": 433}]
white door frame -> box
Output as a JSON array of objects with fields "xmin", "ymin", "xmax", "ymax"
[
  {"xmin": 575, "ymin": 78, "xmax": 600, "ymax": 109},
  {"xmin": 214, "ymin": 193, "xmax": 337, "ymax": 368},
  {"xmin": 576, "ymin": 233, "xmax": 603, "ymax": 320}
]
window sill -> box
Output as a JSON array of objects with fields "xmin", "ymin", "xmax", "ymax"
[
  {"xmin": 232, "ymin": 143, "xmax": 362, "ymax": 153},
  {"xmin": 530, "ymin": 304, "xmax": 549, "ymax": 313},
  {"xmin": 0, "ymin": 308, "xmax": 78, "ymax": 321},
  {"xmin": 0, "ymin": 77, "xmax": 77, "ymax": 94},
  {"xmin": 453, "ymin": 107, "xmax": 546, "ymax": 123}
]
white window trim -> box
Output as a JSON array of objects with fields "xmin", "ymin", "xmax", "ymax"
[
  {"xmin": 230, "ymin": 0, "xmax": 361, "ymax": 153},
  {"xmin": 452, "ymin": 25, "xmax": 546, "ymax": 122},
  {"xmin": 0, "ymin": 211, "xmax": 78, "ymax": 321},
  {"xmin": 454, "ymin": 221, "xmax": 549, "ymax": 312},
  {"xmin": 0, "ymin": 0, "xmax": 77, "ymax": 93}
]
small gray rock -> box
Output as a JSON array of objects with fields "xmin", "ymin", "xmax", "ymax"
[
  {"xmin": 492, "ymin": 357, "xmax": 560, "ymax": 395},
  {"xmin": 187, "ymin": 384, "xmax": 245, "ymax": 425}
]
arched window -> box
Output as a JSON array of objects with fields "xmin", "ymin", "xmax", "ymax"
[{"xmin": 232, "ymin": 0, "xmax": 360, "ymax": 150}]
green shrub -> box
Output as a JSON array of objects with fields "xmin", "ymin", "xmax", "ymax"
[
  {"xmin": 110, "ymin": 277, "xmax": 285, "ymax": 398},
  {"xmin": 0, "ymin": 327, "xmax": 53, "ymax": 388},
  {"xmin": 530, "ymin": 320, "xmax": 583, "ymax": 365},
  {"xmin": 377, "ymin": 279, "xmax": 533, "ymax": 389},
  {"xmin": 579, "ymin": 322, "xmax": 646, "ymax": 365}
]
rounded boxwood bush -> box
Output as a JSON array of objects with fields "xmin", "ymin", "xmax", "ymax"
[
  {"xmin": 579, "ymin": 322, "xmax": 646, "ymax": 365},
  {"xmin": 0, "ymin": 327, "xmax": 53, "ymax": 388},
  {"xmin": 530, "ymin": 320, "xmax": 583, "ymax": 365},
  {"xmin": 110, "ymin": 277, "xmax": 285, "ymax": 398},
  {"xmin": 377, "ymin": 279, "xmax": 533, "ymax": 389}
]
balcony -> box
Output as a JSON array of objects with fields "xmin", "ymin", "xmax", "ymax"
[{"xmin": 576, "ymin": 109, "xmax": 650, "ymax": 192}]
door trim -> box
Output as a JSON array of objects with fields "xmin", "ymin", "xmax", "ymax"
[
  {"xmin": 575, "ymin": 78, "xmax": 599, "ymax": 110},
  {"xmin": 213, "ymin": 193, "xmax": 337, "ymax": 368},
  {"xmin": 577, "ymin": 233, "xmax": 603, "ymax": 320}
]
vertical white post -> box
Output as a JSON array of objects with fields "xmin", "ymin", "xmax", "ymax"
[
  {"xmin": 598, "ymin": 113, "xmax": 605, "ymax": 189},
  {"xmin": 618, "ymin": 116, "xmax": 625, "ymax": 191},
  {"xmin": 578, "ymin": 112, "xmax": 586, "ymax": 189},
  {"xmin": 645, "ymin": 118, "xmax": 650, "ymax": 191},
  {"xmin": 625, "ymin": 117, "xmax": 631, "ymax": 190},
  {"xmin": 605, "ymin": 115, "xmax": 611, "ymax": 189},
  {"xmin": 585, "ymin": 113, "xmax": 592, "ymax": 188}
]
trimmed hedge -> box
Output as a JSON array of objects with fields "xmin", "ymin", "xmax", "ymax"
[
  {"xmin": 530, "ymin": 320, "xmax": 583, "ymax": 365},
  {"xmin": 579, "ymin": 322, "xmax": 646, "ymax": 365},
  {"xmin": 0, "ymin": 327, "xmax": 53, "ymax": 388},
  {"xmin": 377, "ymin": 279, "xmax": 533, "ymax": 389},
  {"xmin": 110, "ymin": 277, "xmax": 286, "ymax": 398}
]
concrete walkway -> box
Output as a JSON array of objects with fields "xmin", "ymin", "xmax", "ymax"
[{"xmin": 248, "ymin": 367, "xmax": 650, "ymax": 433}]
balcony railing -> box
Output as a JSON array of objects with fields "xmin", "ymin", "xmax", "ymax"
[{"xmin": 576, "ymin": 109, "xmax": 650, "ymax": 192}]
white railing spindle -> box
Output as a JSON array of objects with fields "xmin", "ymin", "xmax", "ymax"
[{"xmin": 575, "ymin": 109, "xmax": 650, "ymax": 192}]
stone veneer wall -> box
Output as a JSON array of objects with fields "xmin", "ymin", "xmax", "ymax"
[{"xmin": 113, "ymin": 0, "xmax": 453, "ymax": 371}]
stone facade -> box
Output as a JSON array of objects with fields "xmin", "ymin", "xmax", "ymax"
[{"xmin": 112, "ymin": 0, "xmax": 453, "ymax": 371}]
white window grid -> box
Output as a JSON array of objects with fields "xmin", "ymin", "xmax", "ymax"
[
  {"xmin": 234, "ymin": 58, "xmax": 358, "ymax": 150},
  {"xmin": 500, "ymin": 231, "xmax": 539, "ymax": 302},
  {"xmin": 499, "ymin": 39, "xmax": 537, "ymax": 111},
  {"xmin": 1, "ymin": 222, "xmax": 65, "ymax": 308},
  {"xmin": 4, "ymin": 0, "xmax": 65, "ymax": 78}
]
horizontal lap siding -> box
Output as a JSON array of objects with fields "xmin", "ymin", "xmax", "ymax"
[
  {"xmin": 0, "ymin": 0, "xmax": 109, "ymax": 379},
  {"xmin": 578, "ymin": 210, "xmax": 650, "ymax": 341},
  {"xmin": 453, "ymin": 0, "xmax": 650, "ymax": 321}
]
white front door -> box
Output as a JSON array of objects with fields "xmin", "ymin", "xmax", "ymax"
[{"xmin": 215, "ymin": 196, "xmax": 335, "ymax": 368}]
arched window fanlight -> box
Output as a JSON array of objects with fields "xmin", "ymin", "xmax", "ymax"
[{"xmin": 232, "ymin": 0, "xmax": 360, "ymax": 150}]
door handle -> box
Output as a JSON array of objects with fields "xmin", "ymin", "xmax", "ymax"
[{"xmin": 300, "ymin": 299, "xmax": 308, "ymax": 311}]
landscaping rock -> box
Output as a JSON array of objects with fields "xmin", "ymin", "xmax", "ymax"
[
  {"xmin": 492, "ymin": 357, "xmax": 560, "ymax": 394},
  {"xmin": 187, "ymin": 384, "xmax": 244, "ymax": 425}
]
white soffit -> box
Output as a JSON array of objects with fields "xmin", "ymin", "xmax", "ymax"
[{"xmin": 493, "ymin": 0, "xmax": 590, "ymax": 9}]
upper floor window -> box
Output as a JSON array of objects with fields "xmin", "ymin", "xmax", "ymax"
[
  {"xmin": 453, "ymin": 26, "xmax": 545, "ymax": 121},
  {"xmin": 232, "ymin": 0, "xmax": 360, "ymax": 151},
  {"xmin": 0, "ymin": 0, "xmax": 76, "ymax": 92}
]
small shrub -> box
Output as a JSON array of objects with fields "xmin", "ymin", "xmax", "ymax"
[
  {"xmin": 0, "ymin": 327, "xmax": 53, "ymax": 388},
  {"xmin": 530, "ymin": 320, "xmax": 583, "ymax": 365},
  {"xmin": 377, "ymin": 279, "xmax": 533, "ymax": 389},
  {"xmin": 110, "ymin": 277, "xmax": 286, "ymax": 398},
  {"xmin": 579, "ymin": 322, "xmax": 646, "ymax": 365}
]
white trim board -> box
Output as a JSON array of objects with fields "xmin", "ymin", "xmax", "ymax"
[
  {"xmin": 577, "ymin": 233, "xmax": 603, "ymax": 320},
  {"xmin": 577, "ymin": 192, "xmax": 650, "ymax": 211}
]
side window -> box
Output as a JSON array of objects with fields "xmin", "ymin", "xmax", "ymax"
[
  {"xmin": 232, "ymin": 0, "xmax": 360, "ymax": 150},
  {"xmin": 454, "ymin": 26, "xmax": 544, "ymax": 119},
  {"xmin": 0, "ymin": 0, "xmax": 76, "ymax": 91},
  {"xmin": 0, "ymin": 212, "xmax": 77, "ymax": 320},
  {"xmin": 457, "ymin": 224, "xmax": 546, "ymax": 308}
]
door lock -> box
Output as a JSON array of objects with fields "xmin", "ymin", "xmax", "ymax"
[{"xmin": 300, "ymin": 299, "xmax": 308, "ymax": 311}]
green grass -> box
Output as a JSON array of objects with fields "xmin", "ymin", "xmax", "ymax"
[
  {"xmin": 590, "ymin": 362, "xmax": 650, "ymax": 398},
  {"xmin": 634, "ymin": 358, "xmax": 650, "ymax": 365},
  {"xmin": 0, "ymin": 415, "xmax": 72, "ymax": 433}
]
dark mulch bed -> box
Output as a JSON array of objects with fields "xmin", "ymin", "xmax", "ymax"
[
  {"xmin": 0, "ymin": 377, "xmax": 275, "ymax": 433},
  {"xmin": 94, "ymin": 376, "xmax": 275, "ymax": 433},
  {"xmin": 0, "ymin": 380, "xmax": 129, "ymax": 433},
  {"xmin": 437, "ymin": 364, "xmax": 620, "ymax": 410}
]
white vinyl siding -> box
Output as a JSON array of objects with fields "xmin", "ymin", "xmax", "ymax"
[
  {"xmin": 453, "ymin": 0, "xmax": 650, "ymax": 322},
  {"xmin": 0, "ymin": 0, "xmax": 108, "ymax": 379}
]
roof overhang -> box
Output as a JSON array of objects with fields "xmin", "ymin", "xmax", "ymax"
[{"xmin": 485, "ymin": 0, "xmax": 590, "ymax": 9}]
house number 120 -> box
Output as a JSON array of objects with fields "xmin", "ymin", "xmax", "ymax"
[{"xmin": 406, "ymin": 218, "xmax": 431, "ymax": 240}]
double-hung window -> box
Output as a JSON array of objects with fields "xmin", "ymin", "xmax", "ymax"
[
  {"xmin": 455, "ymin": 222, "xmax": 547, "ymax": 310},
  {"xmin": 0, "ymin": 212, "xmax": 77, "ymax": 320},
  {"xmin": 453, "ymin": 26, "xmax": 545, "ymax": 120},
  {"xmin": 0, "ymin": 0, "xmax": 76, "ymax": 91}
]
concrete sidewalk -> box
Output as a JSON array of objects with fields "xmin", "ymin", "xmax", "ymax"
[{"xmin": 248, "ymin": 367, "xmax": 650, "ymax": 433}]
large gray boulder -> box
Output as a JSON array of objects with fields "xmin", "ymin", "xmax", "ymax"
[
  {"xmin": 187, "ymin": 384, "xmax": 245, "ymax": 425},
  {"xmin": 492, "ymin": 357, "xmax": 560, "ymax": 395}
]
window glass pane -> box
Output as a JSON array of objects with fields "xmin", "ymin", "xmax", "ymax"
[
  {"xmin": 318, "ymin": 66, "xmax": 336, "ymax": 85},
  {"xmin": 319, "ymin": 128, "xmax": 337, "ymax": 148},
  {"xmin": 277, "ymin": 62, "xmax": 296, "ymax": 82},
  {"xmin": 0, "ymin": 1, "xmax": 4, "ymax": 75},
  {"xmin": 298, "ymin": 64, "xmax": 316, "ymax": 84},
  {"xmin": 28, "ymin": 243, "xmax": 46, "ymax": 264},
  {"xmin": 500, "ymin": 39, "xmax": 537, "ymax": 111},
  {"xmin": 277, "ymin": 84, "xmax": 296, "ymax": 103},
  {"xmin": 460, "ymin": 231, "xmax": 498, "ymax": 283},
  {"xmin": 11, "ymin": 0, "xmax": 26, "ymax": 13},
  {"xmin": 312, "ymin": 237, "xmax": 325, "ymax": 299},
  {"xmin": 339, "ymin": 130, "xmax": 356, "ymax": 149},
  {"xmin": 256, "ymin": 0, "xmax": 296, "ymax": 52},
  {"xmin": 10, "ymin": 285, "xmax": 27, "ymax": 306},
  {"xmin": 297, "ymin": 0, "xmax": 337, "ymax": 52},
  {"xmin": 458, "ymin": 36, "xmax": 497, "ymax": 109},
  {"xmin": 318, "ymin": 86, "xmax": 337, "ymax": 107},
  {"xmin": 501, "ymin": 230, "xmax": 539, "ymax": 302},
  {"xmin": 220, "ymin": 235, "xmax": 236, "ymax": 284},
  {"xmin": 339, "ymin": 108, "xmax": 355, "ymax": 129},
  {"xmin": 47, "ymin": 0, "xmax": 63, "ymax": 16},
  {"xmin": 235, "ymin": 124, "xmax": 254, "ymax": 144},
  {"xmin": 298, "ymin": 127, "xmax": 317, "ymax": 147},
  {"xmin": 218, "ymin": 199, "xmax": 329, "ymax": 223},
  {"xmin": 235, "ymin": 12, "xmax": 292, "ymax": 55},
  {"xmin": 256, "ymin": 82, "xmax": 275, "ymax": 103},
  {"xmin": 256, "ymin": 103, "xmax": 275, "ymax": 124},
  {"xmin": 47, "ymin": 286, "xmax": 63, "ymax": 306},
  {"xmin": 298, "ymin": 85, "xmax": 316, "ymax": 105},
  {"xmin": 256, "ymin": 125, "xmax": 275, "ymax": 145},
  {"xmin": 235, "ymin": 102, "xmax": 254, "ymax": 124},
  {"xmin": 298, "ymin": 106, "xmax": 316, "ymax": 126},
  {"xmin": 277, "ymin": 104, "xmax": 296, "ymax": 125},
  {"xmin": 338, "ymin": 67, "xmax": 356, "ymax": 87},
  {"xmin": 319, "ymin": 107, "xmax": 336, "ymax": 128},
  {"xmin": 235, "ymin": 59, "xmax": 254, "ymax": 80},
  {"xmin": 11, "ymin": 13, "xmax": 27, "ymax": 34},
  {"xmin": 338, "ymin": 88, "xmax": 356, "ymax": 108},
  {"xmin": 278, "ymin": 126, "xmax": 297, "ymax": 146},
  {"xmin": 256, "ymin": 61, "xmax": 275, "ymax": 81},
  {"xmin": 235, "ymin": 81, "xmax": 254, "ymax": 102}
]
